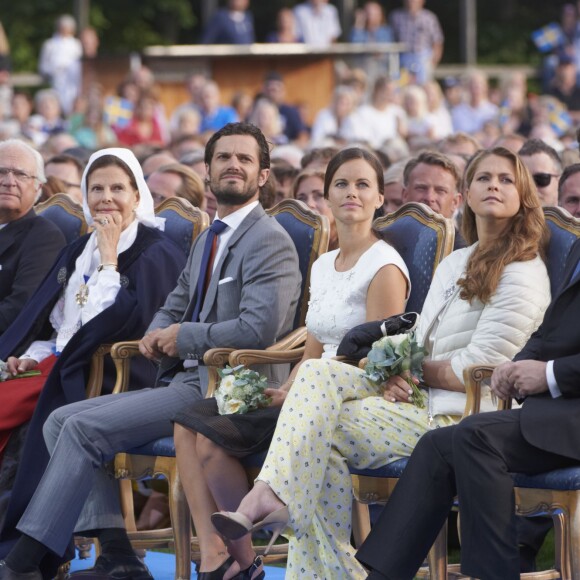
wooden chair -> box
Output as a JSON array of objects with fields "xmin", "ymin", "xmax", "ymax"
[
  {"xmin": 109, "ymin": 199, "xmax": 329, "ymax": 579},
  {"xmin": 155, "ymin": 197, "xmax": 210, "ymax": 257},
  {"xmin": 35, "ymin": 193, "xmax": 88, "ymax": 243},
  {"xmin": 441, "ymin": 207, "xmax": 580, "ymax": 579}
]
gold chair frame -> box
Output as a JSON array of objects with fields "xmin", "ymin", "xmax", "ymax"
[{"xmin": 155, "ymin": 196, "xmax": 211, "ymax": 249}]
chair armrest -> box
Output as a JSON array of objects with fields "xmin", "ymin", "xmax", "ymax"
[
  {"xmin": 228, "ymin": 328, "xmax": 307, "ymax": 368},
  {"xmin": 86, "ymin": 344, "xmax": 112, "ymax": 398},
  {"xmin": 203, "ymin": 348, "xmax": 235, "ymax": 398},
  {"xmin": 462, "ymin": 364, "xmax": 512, "ymax": 416},
  {"xmin": 110, "ymin": 340, "xmax": 142, "ymax": 394}
]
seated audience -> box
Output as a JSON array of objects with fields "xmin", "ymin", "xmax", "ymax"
[
  {"xmin": 350, "ymin": 1, "xmax": 393, "ymax": 43},
  {"xmin": 293, "ymin": 0, "xmax": 341, "ymax": 47},
  {"xmin": 201, "ymin": 0, "xmax": 255, "ymax": 45},
  {"xmin": 0, "ymin": 147, "xmax": 186, "ymax": 533},
  {"xmin": 174, "ymin": 147, "xmax": 409, "ymax": 579},
  {"xmin": 140, "ymin": 151, "xmax": 176, "ymax": 179},
  {"xmin": 300, "ymin": 146, "xmax": 339, "ymax": 171},
  {"xmin": 348, "ymin": 76, "xmax": 407, "ymax": 148},
  {"xmin": 261, "ymin": 72, "xmax": 308, "ymax": 144},
  {"xmin": 382, "ymin": 159, "xmax": 408, "ymax": 214},
  {"xmin": 425, "ymin": 80, "xmax": 453, "ymax": 140},
  {"xmin": 266, "ymin": 8, "xmax": 302, "ymax": 43},
  {"xmin": 519, "ymin": 138, "xmax": 563, "ymax": 207},
  {"xmin": 27, "ymin": 89, "xmax": 66, "ymax": 146},
  {"xmin": 402, "ymin": 151, "xmax": 466, "ymax": 249},
  {"xmin": 115, "ymin": 91, "xmax": 166, "ymax": 148},
  {"xmin": 292, "ymin": 168, "xmax": 338, "ymax": 250},
  {"xmin": 558, "ymin": 162, "xmax": 580, "ymax": 217},
  {"xmin": 357, "ymin": 178, "xmax": 580, "ymax": 580},
  {"xmin": 310, "ymin": 85, "xmax": 357, "ymax": 146},
  {"xmin": 199, "ymin": 81, "xmax": 239, "ymax": 134},
  {"xmin": 451, "ymin": 70, "xmax": 498, "ymax": 136},
  {"xmin": 270, "ymin": 159, "xmax": 299, "ymax": 204},
  {"xmin": 0, "ymin": 123, "xmax": 300, "ymax": 579},
  {"xmin": 549, "ymin": 53, "xmax": 580, "ymax": 121},
  {"xmin": 0, "ymin": 140, "xmax": 65, "ymax": 334},
  {"xmin": 213, "ymin": 147, "xmax": 552, "ymax": 579},
  {"xmin": 403, "ymin": 84, "xmax": 436, "ymax": 142},
  {"xmin": 146, "ymin": 162, "xmax": 205, "ymax": 209},
  {"xmin": 247, "ymin": 98, "xmax": 288, "ymax": 145},
  {"xmin": 44, "ymin": 153, "xmax": 84, "ymax": 204}
]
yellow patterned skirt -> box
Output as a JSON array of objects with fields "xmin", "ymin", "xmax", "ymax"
[{"xmin": 258, "ymin": 358, "xmax": 458, "ymax": 580}]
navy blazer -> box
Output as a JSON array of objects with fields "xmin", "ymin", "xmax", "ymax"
[
  {"xmin": 0, "ymin": 210, "xmax": 65, "ymax": 333},
  {"xmin": 0, "ymin": 225, "xmax": 186, "ymax": 558},
  {"xmin": 515, "ymin": 238, "xmax": 580, "ymax": 461}
]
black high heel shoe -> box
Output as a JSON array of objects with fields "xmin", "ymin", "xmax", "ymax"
[
  {"xmin": 231, "ymin": 556, "xmax": 265, "ymax": 580},
  {"xmin": 197, "ymin": 555, "xmax": 235, "ymax": 580}
]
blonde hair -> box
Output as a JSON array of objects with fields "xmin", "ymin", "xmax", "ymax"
[{"xmin": 458, "ymin": 146, "xmax": 547, "ymax": 304}]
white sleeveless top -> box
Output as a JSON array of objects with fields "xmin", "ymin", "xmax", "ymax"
[{"xmin": 306, "ymin": 240, "xmax": 410, "ymax": 358}]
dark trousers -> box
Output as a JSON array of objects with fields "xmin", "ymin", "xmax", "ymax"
[{"xmin": 356, "ymin": 410, "xmax": 577, "ymax": 580}]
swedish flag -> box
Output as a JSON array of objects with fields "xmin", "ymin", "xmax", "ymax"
[
  {"xmin": 532, "ymin": 23, "xmax": 565, "ymax": 53},
  {"xmin": 104, "ymin": 96, "xmax": 133, "ymax": 128}
]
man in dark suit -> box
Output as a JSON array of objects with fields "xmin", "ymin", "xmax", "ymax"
[
  {"xmin": 0, "ymin": 123, "xmax": 301, "ymax": 579},
  {"xmin": 356, "ymin": 238, "xmax": 580, "ymax": 580},
  {"xmin": 0, "ymin": 140, "xmax": 65, "ymax": 334}
]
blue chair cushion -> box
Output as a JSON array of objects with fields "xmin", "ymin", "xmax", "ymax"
[
  {"xmin": 126, "ymin": 436, "xmax": 176, "ymax": 457},
  {"xmin": 273, "ymin": 212, "xmax": 315, "ymax": 328},
  {"xmin": 349, "ymin": 458, "xmax": 409, "ymax": 478},
  {"xmin": 157, "ymin": 208, "xmax": 194, "ymax": 257},
  {"xmin": 378, "ymin": 217, "xmax": 439, "ymax": 313},
  {"xmin": 513, "ymin": 467, "xmax": 580, "ymax": 491},
  {"xmin": 39, "ymin": 206, "xmax": 84, "ymax": 244}
]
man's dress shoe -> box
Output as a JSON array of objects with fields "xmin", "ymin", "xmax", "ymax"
[
  {"xmin": 0, "ymin": 561, "xmax": 41, "ymax": 580},
  {"xmin": 67, "ymin": 554, "xmax": 153, "ymax": 579}
]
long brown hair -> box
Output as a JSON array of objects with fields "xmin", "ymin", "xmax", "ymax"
[{"xmin": 458, "ymin": 146, "xmax": 547, "ymax": 304}]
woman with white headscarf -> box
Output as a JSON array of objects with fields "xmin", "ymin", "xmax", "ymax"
[{"xmin": 0, "ymin": 148, "xmax": 186, "ymax": 536}]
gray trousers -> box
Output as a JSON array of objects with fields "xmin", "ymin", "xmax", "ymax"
[{"xmin": 17, "ymin": 378, "xmax": 202, "ymax": 557}]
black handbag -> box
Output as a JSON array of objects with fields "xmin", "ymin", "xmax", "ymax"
[{"xmin": 336, "ymin": 312, "xmax": 419, "ymax": 361}]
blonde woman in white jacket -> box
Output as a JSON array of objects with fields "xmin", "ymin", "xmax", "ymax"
[{"xmin": 212, "ymin": 147, "xmax": 551, "ymax": 580}]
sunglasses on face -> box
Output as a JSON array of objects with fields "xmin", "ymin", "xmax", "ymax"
[{"xmin": 533, "ymin": 173, "xmax": 558, "ymax": 188}]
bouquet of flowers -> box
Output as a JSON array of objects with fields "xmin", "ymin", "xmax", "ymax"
[
  {"xmin": 0, "ymin": 359, "xmax": 41, "ymax": 382},
  {"xmin": 364, "ymin": 331, "xmax": 426, "ymax": 408},
  {"xmin": 215, "ymin": 364, "xmax": 271, "ymax": 415}
]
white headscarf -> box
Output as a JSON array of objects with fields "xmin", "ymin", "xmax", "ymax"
[
  {"xmin": 80, "ymin": 147, "xmax": 163, "ymax": 229},
  {"xmin": 51, "ymin": 148, "xmax": 164, "ymax": 353}
]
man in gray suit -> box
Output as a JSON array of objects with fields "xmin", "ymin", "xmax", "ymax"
[{"xmin": 0, "ymin": 123, "xmax": 301, "ymax": 580}]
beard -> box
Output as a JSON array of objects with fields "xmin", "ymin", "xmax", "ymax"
[{"xmin": 210, "ymin": 176, "xmax": 259, "ymax": 206}]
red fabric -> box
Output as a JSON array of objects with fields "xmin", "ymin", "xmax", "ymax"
[
  {"xmin": 204, "ymin": 235, "xmax": 219, "ymax": 294},
  {"xmin": 0, "ymin": 354, "xmax": 57, "ymax": 457}
]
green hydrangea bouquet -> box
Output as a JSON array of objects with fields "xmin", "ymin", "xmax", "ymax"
[
  {"xmin": 215, "ymin": 364, "xmax": 271, "ymax": 415},
  {"xmin": 364, "ymin": 331, "xmax": 426, "ymax": 408}
]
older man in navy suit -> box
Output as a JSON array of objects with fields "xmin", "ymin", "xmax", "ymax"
[
  {"xmin": 357, "ymin": 237, "xmax": 580, "ymax": 580},
  {"xmin": 0, "ymin": 140, "xmax": 65, "ymax": 334},
  {"xmin": 0, "ymin": 123, "xmax": 301, "ymax": 579}
]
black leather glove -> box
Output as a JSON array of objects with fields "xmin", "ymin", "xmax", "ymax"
[{"xmin": 336, "ymin": 312, "xmax": 419, "ymax": 361}]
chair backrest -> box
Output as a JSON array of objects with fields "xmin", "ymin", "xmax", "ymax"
[
  {"xmin": 155, "ymin": 197, "xmax": 210, "ymax": 256},
  {"xmin": 35, "ymin": 193, "xmax": 88, "ymax": 244},
  {"xmin": 543, "ymin": 206, "xmax": 580, "ymax": 296},
  {"xmin": 266, "ymin": 199, "xmax": 330, "ymax": 328},
  {"xmin": 373, "ymin": 202, "xmax": 455, "ymax": 313}
]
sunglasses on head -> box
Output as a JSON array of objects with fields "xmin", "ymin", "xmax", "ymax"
[{"xmin": 533, "ymin": 173, "xmax": 558, "ymax": 188}]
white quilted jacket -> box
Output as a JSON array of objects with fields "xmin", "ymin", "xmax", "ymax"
[{"xmin": 417, "ymin": 244, "xmax": 551, "ymax": 417}]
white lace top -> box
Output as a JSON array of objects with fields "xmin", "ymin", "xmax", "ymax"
[{"xmin": 306, "ymin": 240, "xmax": 410, "ymax": 358}]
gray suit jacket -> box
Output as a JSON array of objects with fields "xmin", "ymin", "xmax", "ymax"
[{"xmin": 148, "ymin": 204, "xmax": 301, "ymax": 395}]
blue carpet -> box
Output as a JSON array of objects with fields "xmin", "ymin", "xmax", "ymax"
[{"xmin": 70, "ymin": 548, "xmax": 287, "ymax": 579}]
